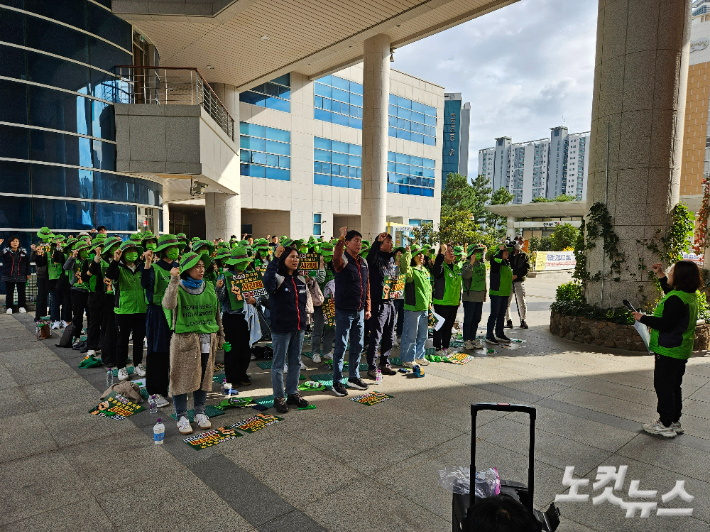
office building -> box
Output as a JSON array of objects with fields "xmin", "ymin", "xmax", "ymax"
[
  {"xmin": 441, "ymin": 93, "xmax": 470, "ymax": 188},
  {"xmin": 478, "ymin": 127, "xmax": 590, "ymax": 204}
]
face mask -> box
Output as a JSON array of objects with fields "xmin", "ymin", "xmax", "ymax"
[
  {"xmin": 166, "ymin": 248, "xmax": 179, "ymax": 261},
  {"xmin": 124, "ymin": 251, "xmax": 138, "ymax": 263},
  {"xmin": 324, "ymin": 255, "xmax": 332, "ymax": 263},
  {"xmin": 199, "ymin": 249, "xmax": 209, "ymax": 257},
  {"xmin": 235, "ymin": 262, "xmax": 248, "ymax": 272},
  {"xmin": 79, "ymin": 250, "xmax": 88, "ymax": 260},
  {"xmin": 146, "ymin": 242, "xmax": 156, "ymax": 250}
]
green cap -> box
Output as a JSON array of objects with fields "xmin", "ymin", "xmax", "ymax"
[
  {"xmin": 225, "ymin": 246, "xmax": 251, "ymax": 266},
  {"xmin": 179, "ymin": 251, "xmax": 202, "ymax": 274},
  {"xmin": 154, "ymin": 234, "xmax": 183, "ymax": 253},
  {"xmin": 37, "ymin": 227, "xmax": 55, "ymax": 241},
  {"xmin": 467, "ymin": 244, "xmax": 485, "ymax": 258}
]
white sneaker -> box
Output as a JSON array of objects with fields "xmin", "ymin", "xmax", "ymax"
[
  {"xmin": 473, "ymin": 340, "xmax": 485, "ymax": 350},
  {"xmin": 18, "ymin": 307, "xmax": 26, "ymax": 314},
  {"xmin": 133, "ymin": 363, "xmax": 146, "ymax": 377},
  {"xmin": 312, "ymin": 353, "xmax": 321, "ymax": 363},
  {"xmin": 195, "ymin": 413, "xmax": 211, "ymax": 429},
  {"xmin": 464, "ymin": 340, "xmax": 475, "ymax": 350},
  {"xmin": 401, "ymin": 361, "xmax": 415, "ymax": 368},
  {"xmin": 154, "ymin": 394, "xmax": 169, "ymax": 408},
  {"xmin": 117, "ymin": 367, "xmax": 129, "ymax": 381},
  {"xmin": 322, "ymin": 352, "xmax": 333, "ymax": 360},
  {"xmin": 300, "ymin": 360, "xmax": 307, "ymax": 370},
  {"xmin": 87, "ymin": 350, "xmax": 96, "ymax": 356},
  {"xmin": 177, "ymin": 416, "xmax": 193, "ymax": 435},
  {"xmin": 5, "ymin": 309, "xmax": 12, "ymax": 314},
  {"xmin": 51, "ymin": 321, "xmax": 61, "ymax": 330},
  {"xmin": 642, "ymin": 419, "xmax": 676, "ymax": 438},
  {"xmin": 415, "ymin": 357, "xmax": 430, "ymax": 366},
  {"xmin": 61, "ymin": 320, "xmax": 69, "ymax": 328},
  {"xmin": 671, "ymin": 421, "xmax": 684, "ymax": 434}
]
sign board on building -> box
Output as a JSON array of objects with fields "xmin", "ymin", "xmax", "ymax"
[{"xmin": 534, "ymin": 251, "xmax": 576, "ymax": 271}]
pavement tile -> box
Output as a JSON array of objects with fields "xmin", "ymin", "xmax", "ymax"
[
  {"xmin": 0, "ymin": 385, "xmax": 35, "ymax": 418},
  {"xmin": 257, "ymin": 510, "xmax": 328, "ymax": 532},
  {"xmin": 0, "ymin": 411, "xmax": 57, "ymax": 464},
  {"xmin": 0, "ymin": 346, "xmax": 61, "ymax": 366},
  {"xmin": 8, "ymin": 360, "xmax": 78, "ymax": 387},
  {"xmin": 0, "ymin": 363, "xmax": 17, "ymax": 390},
  {"xmin": 24, "ymin": 375, "xmax": 99, "ymax": 409},
  {"xmin": 0, "ymin": 497, "xmax": 113, "ymax": 532},
  {"xmin": 0, "ymin": 336, "xmax": 47, "ymax": 353}
]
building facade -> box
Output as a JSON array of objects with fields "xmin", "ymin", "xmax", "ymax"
[
  {"xmin": 441, "ymin": 93, "xmax": 470, "ymax": 188},
  {"xmin": 478, "ymin": 127, "xmax": 589, "ymax": 204}
]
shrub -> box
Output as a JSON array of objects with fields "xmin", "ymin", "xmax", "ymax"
[
  {"xmin": 550, "ymin": 300, "xmax": 634, "ymax": 325},
  {"xmin": 556, "ymin": 281, "xmax": 584, "ymax": 303}
]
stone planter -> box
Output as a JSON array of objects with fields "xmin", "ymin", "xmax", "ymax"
[{"xmin": 550, "ymin": 311, "xmax": 710, "ymax": 352}]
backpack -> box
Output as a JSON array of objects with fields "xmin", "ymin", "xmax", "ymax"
[{"xmin": 57, "ymin": 323, "xmax": 75, "ymax": 348}]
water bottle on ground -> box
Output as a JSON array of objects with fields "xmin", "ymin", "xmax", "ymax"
[
  {"xmin": 376, "ymin": 368, "xmax": 382, "ymax": 383},
  {"xmin": 153, "ymin": 418, "xmax": 165, "ymax": 445},
  {"xmin": 106, "ymin": 367, "xmax": 114, "ymax": 388},
  {"xmin": 222, "ymin": 379, "xmax": 232, "ymax": 396},
  {"xmin": 149, "ymin": 395, "xmax": 157, "ymax": 414}
]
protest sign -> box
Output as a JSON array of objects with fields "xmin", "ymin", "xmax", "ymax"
[
  {"xmin": 183, "ymin": 426, "xmax": 242, "ymax": 450},
  {"xmin": 89, "ymin": 393, "xmax": 144, "ymax": 420},
  {"xmin": 298, "ymin": 253, "xmax": 320, "ymax": 277},
  {"xmin": 228, "ymin": 271, "xmax": 267, "ymax": 299},
  {"xmin": 382, "ymin": 274, "xmax": 405, "ymax": 300}
]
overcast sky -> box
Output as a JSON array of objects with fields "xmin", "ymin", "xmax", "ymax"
[{"xmin": 394, "ymin": 0, "xmax": 599, "ymax": 179}]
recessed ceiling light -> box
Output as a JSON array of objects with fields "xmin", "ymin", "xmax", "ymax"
[
  {"xmin": 261, "ymin": 35, "xmax": 270, "ymax": 40},
  {"xmin": 206, "ymin": 65, "xmax": 215, "ymax": 69}
]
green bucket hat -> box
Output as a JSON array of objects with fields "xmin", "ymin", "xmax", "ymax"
[
  {"xmin": 88, "ymin": 235, "xmax": 112, "ymax": 253},
  {"xmin": 214, "ymin": 248, "xmax": 232, "ymax": 262},
  {"xmin": 154, "ymin": 234, "xmax": 182, "ymax": 253},
  {"xmin": 78, "ymin": 234, "xmax": 92, "ymax": 242},
  {"xmin": 128, "ymin": 233, "xmax": 145, "ymax": 253},
  {"xmin": 177, "ymin": 233, "xmax": 187, "ymax": 241},
  {"xmin": 54, "ymin": 234, "xmax": 66, "ymax": 243},
  {"xmin": 453, "ymin": 245, "xmax": 464, "ymax": 258},
  {"xmin": 65, "ymin": 237, "xmax": 78, "ymax": 249},
  {"xmin": 191, "ymin": 239, "xmax": 215, "ymax": 254},
  {"xmin": 191, "ymin": 236, "xmax": 201, "ymax": 242},
  {"xmin": 410, "ymin": 244, "xmax": 424, "ymax": 257},
  {"xmin": 119, "ymin": 240, "xmax": 141, "ymax": 253},
  {"xmin": 282, "ymin": 238, "xmax": 294, "ymax": 248},
  {"xmin": 225, "ymin": 246, "xmax": 251, "ymax": 266},
  {"xmin": 73, "ymin": 241, "xmax": 92, "ymax": 254},
  {"xmin": 142, "ymin": 230, "xmax": 156, "ymax": 242},
  {"xmin": 179, "ymin": 251, "xmax": 202, "ymax": 275},
  {"xmin": 320, "ymin": 242, "xmax": 334, "ymax": 256},
  {"xmin": 37, "ymin": 227, "xmax": 55, "ymax": 241},
  {"xmin": 97, "ymin": 236, "xmax": 122, "ymax": 255}
]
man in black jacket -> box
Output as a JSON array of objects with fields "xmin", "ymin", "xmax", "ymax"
[
  {"xmin": 365, "ymin": 232, "xmax": 398, "ymax": 379},
  {"xmin": 505, "ymin": 237, "xmax": 529, "ymax": 329}
]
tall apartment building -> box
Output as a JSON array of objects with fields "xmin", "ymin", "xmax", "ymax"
[
  {"xmin": 441, "ymin": 93, "xmax": 471, "ymax": 187},
  {"xmin": 478, "ymin": 127, "xmax": 589, "ymax": 204}
]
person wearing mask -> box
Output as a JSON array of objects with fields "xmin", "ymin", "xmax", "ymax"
[
  {"xmin": 46, "ymin": 236, "xmax": 63, "ymax": 329},
  {"xmin": 399, "ymin": 244, "xmax": 432, "ymax": 367},
  {"xmin": 505, "ymin": 237, "xmax": 530, "ymax": 329},
  {"xmin": 330, "ymin": 227, "xmax": 371, "ymax": 397},
  {"xmin": 461, "ymin": 245, "xmax": 487, "ymax": 350},
  {"xmin": 141, "ymin": 234, "xmax": 182, "ymax": 407},
  {"xmin": 632, "ymin": 261, "xmax": 703, "ymax": 438},
  {"xmin": 1, "ymin": 236, "xmax": 30, "ymax": 314},
  {"xmin": 142, "ymin": 231, "xmax": 158, "ymax": 254},
  {"xmin": 163, "ymin": 252, "xmax": 225, "ymax": 435},
  {"xmin": 432, "ymin": 243, "xmax": 462, "ymax": 357},
  {"xmin": 52, "ymin": 236, "xmax": 73, "ymax": 328},
  {"xmin": 216, "ymin": 245, "xmax": 258, "ymax": 388},
  {"xmin": 32, "ymin": 227, "xmax": 55, "ymax": 320},
  {"xmin": 311, "ymin": 243, "xmax": 336, "ymax": 363},
  {"xmin": 192, "ymin": 239, "xmax": 218, "ymax": 284},
  {"xmin": 83, "ymin": 235, "xmax": 107, "ymax": 357},
  {"xmin": 263, "ymin": 245, "xmax": 310, "ymax": 413},
  {"xmin": 392, "ymin": 247, "xmax": 405, "ymax": 345},
  {"xmin": 88, "ymin": 237, "xmax": 121, "ymax": 367},
  {"xmin": 63, "ymin": 240, "xmax": 92, "ymax": 348},
  {"xmin": 365, "ymin": 232, "xmax": 399, "ymax": 379},
  {"xmin": 106, "ymin": 241, "xmax": 148, "ymax": 381},
  {"xmin": 486, "ymin": 245, "xmax": 513, "ymax": 345}
]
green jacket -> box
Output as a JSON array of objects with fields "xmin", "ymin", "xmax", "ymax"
[
  {"xmin": 432, "ymin": 254, "xmax": 462, "ymax": 306},
  {"xmin": 400, "ymin": 250, "xmax": 432, "ymax": 312},
  {"xmin": 106, "ymin": 260, "xmax": 148, "ymax": 315},
  {"xmin": 489, "ymin": 251, "xmax": 512, "ymax": 297},
  {"xmin": 461, "ymin": 261, "xmax": 487, "ymax": 303}
]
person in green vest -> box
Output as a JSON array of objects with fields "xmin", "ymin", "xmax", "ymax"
[
  {"xmin": 142, "ymin": 230, "xmax": 158, "ymax": 252},
  {"xmin": 163, "ymin": 251, "xmax": 225, "ymax": 435},
  {"xmin": 63, "ymin": 240, "xmax": 92, "ymax": 350},
  {"xmin": 141, "ymin": 234, "xmax": 183, "ymax": 406},
  {"xmin": 461, "ymin": 245, "xmax": 487, "ymax": 350},
  {"xmin": 46, "ymin": 234, "xmax": 64, "ymax": 329},
  {"xmin": 88, "ymin": 236, "xmax": 121, "ymax": 367},
  {"xmin": 632, "ymin": 261, "xmax": 703, "ymax": 438},
  {"xmin": 311, "ymin": 242, "xmax": 335, "ymax": 363},
  {"xmin": 106, "ymin": 240, "xmax": 147, "ymax": 381},
  {"xmin": 32, "ymin": 227, "xmax": 54, "ymax": 320},
  {"xmin": 192, "ymin": 239, "xmax": 217, "ymax": 283},
  {"xmin": 399, "ymin": 244, "xmax": 432, "ymax": 368},
  {"xmin": 216, "ymin": 245, "xmax": 257, "ymax": 388},
  {"xmin": 432, "ymin": 242, "xmax": 463, "ymax": 357},
  {"xmin": 486, "ymin": 244, "xmax": 513, "ymax": 346},
  {"xmin": 83, "ymin": 233, "xmax": 108, "ymax": 357},
  {"xmin": 176, "ymin": 233, "xmax": 188, "ymax": 254},
  {"xmin": 51, "ymin": 236, "xmax": 73, "ymax": 329}
]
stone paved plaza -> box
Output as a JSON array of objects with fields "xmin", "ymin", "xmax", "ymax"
[{"xmin": 1, "ymin": 271, "xmax": 709, "ymax": 531}]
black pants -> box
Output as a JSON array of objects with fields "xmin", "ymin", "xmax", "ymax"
[
  {"xmin": 146, "ymin": 349, "xmax": 170, "ymax": 397},
  {"xmin": 366, "ymin": 301, "xmax": 395, "ymax": 370},
  {"xmin": 4, "ymin": 281, "xmax": 26, "ymax": 310},
  {"xmin": 87, "ymin": 292, "xmax": 103, "ymax": 351},
  {"xmin": 433, "ymin": 304, "xmax": 459, "ymax": 349},
  {"xmin": 35, "ymin": 277, "xmax": 48, "ymax": 319},
  {"xmin": 654, "ymin": 353, "xmax": 687, "ymax": 427},
  {"xmin": 60, "ymin": 285, "xmax": 73, "ymax": 322},
  {"xmin": 115, "ymin": 312, "xmax": 146, "ymax": 369},
  {"xmin": 222, "ymin": 312, "xmax": 251, "ymax": 384},
  {"xmin": 100, "ymin": 295, "xmax": 117, "ymax": 366},
  {"xmin": 71, "ymin": 290, "xmax": 90, "ymax": 340}
]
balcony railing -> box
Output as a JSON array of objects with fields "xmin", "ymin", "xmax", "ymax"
[{"xmin": 113, "ymin": 66, "xmax": 235, "ymax": 141}]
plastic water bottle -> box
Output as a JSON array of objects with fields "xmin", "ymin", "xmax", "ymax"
[
  {"xmin": 149, "ymin": 395, "xmax": 157, "ymax": 414},
  {"xmin": 375, "ymin": 368, "xmax": 382, "ymax": 383},
  {"xmin": 106, "ymin": 367, "xmax": 114, "ymax": 388},
  {"xmin": 153, "ymin": 418, "xmax": 165, "ymax": 445},
  {"xmin": 222, "ymin": 379, "xmax": 232, "ymax": 396}
]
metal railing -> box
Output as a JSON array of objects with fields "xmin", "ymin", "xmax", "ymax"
[{"xmin": 113, "ymin": 66, "xmax": 235, "ymax": 140}]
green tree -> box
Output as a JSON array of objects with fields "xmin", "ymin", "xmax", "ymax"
[
  {"xmin": 484, "ymin": 187, "xmax": 514, "ymax": 235},
  {"xmin": 532, "ymin": 194, "xmax": 577, "ymax": 203},
  {"xmin": 410, "ymin": 222, "xmax": 437, "ymax": 247},
  {"xmin": 549, "ymin": 223, "xmax": 579, "ymax": 250},
  {"xmin": 441, "ymin": 173, "xmax": 492, "ymax": 224}
]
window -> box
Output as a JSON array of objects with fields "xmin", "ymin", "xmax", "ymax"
[
  {"xmin": 388, "ymin": 94, "xmax": 437, "ymax": 145},
  {"xmin": 313, "ymin": 137, "xmax": 362, "ymax": 188},
  {"xmin": 313, "ymin": 75, "xmax": 363, "ymax": 129},
  {"xmin": 387, "ymin": 152, "xmax": 436, "ymax": 197},
  {"xmin": 313, "ymin": 213, "xmax": 322, "ymax": 236},
  {"xmin": 240, "ymin": 122, "xmax": 291, "ymax": 181},
  {"xmin": 239, "ymin": 74, "xmax": 291, "ymax": 112}
]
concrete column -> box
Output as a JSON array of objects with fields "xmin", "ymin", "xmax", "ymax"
[
  {"xmin": 507, "ymin": 216, "xmax": 515, "ymax": 239},
  {"xmin": 161, "ymin": 203, "xmax": 170, "ymax": 235},
  {"xmin": 205, "ymin": 192, "xmax": 241, "ymax": 241},
  {"xmin": 585, "ymin": 0, "xmax": 690, "ymax": 308},
  {"xmin": 360, "ymin": 34, "xmax": 391, "ymax": 242}
]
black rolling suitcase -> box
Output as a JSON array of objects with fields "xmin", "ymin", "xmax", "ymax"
[{"xmin": 452, "ymin": 402, "xmax": 560, "ymax": 531}]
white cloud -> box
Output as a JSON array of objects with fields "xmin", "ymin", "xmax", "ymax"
[{"xmin": 394, "ymin": 0, "xmax": 598, "ymax": 178}]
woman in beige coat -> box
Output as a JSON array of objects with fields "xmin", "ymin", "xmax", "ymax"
[{"xmin": 163, "ymin": 251, "xmax": 225, "ymax": 435}]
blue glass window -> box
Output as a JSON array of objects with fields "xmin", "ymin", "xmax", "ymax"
[
  {"xmin": 0, "ymin": 161, "xmax": 31, "ymax": 195},
  {"xmin": 95, "ymin": 202, "xmax": 136, "ymax": 231},
  {"xmin": 386, "ymin": 151, "xmax": 436, "ymax": 197},
  {"xmin": 313, "ymin": 137, "xmax": 362, "ymax": 189},
  {"xmin": 26, "ymin": 16, "xmax": 89, "ymax": 64},
  {"xmin": 32, "ymin": 198, "xmax": 94, "ymax": 230},
  {"xmin": 0, "ymin": 125, "xmax": 29, "ymax": 159},
  {"xmin": 239, "ymin": 74, "xmax": 291, "ymax": 113},
  {"xmin": 239, "ymin": 122, "xmax": 290, "ymax": 181},
  {"xmin": 0, "ymin": 80, "xmax": 28, "ymax": 125},
  {"xmin": 388, "ymin": 95, "xmax": 437, "ymax": 145},
  {"xmin": 314, "ymin": 76, "xmax": 363, "ymax": 130},
  {"xmin": 95, "ymin": 172, "xmax": 134, "ymax": 202},
  {"xmin": 0, "ymin": 197, "xmax": 32, "ymax": 229}
]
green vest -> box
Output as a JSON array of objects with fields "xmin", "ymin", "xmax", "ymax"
[
  {"xmin": 48, "ymin": 252, "xmax": 63, "ymax": 281},
  {"xmin": 465, "ymin": 262, "xmax": 487, "ymax": 292},
  {"xmin": 433, "ymin": 261, "xmax": 462, "ymax": 306},
  {"xmin": 114, "ymin": 265, "xmax": 147, "ymax": 315},
  {"xmin": 85, "ymin": 260, "xmax": 98, "ymax": 292},
  {"xmin": 174, "ymin": 282, "xmax": 220, "ymax": 334},
  {"xmin": 489, "ymin": 260, "xmax": 513, "ymax": 297},
  {"xmin": 151, "ymin": 264, "xmax": 173, "ymax": 305},
  {"xmin": 223, "ymin": 271, "xmax": 245, "ymax": 312},
  {"xmin": 649, "ymin": 290, "xmax": 697, "ymax": 360}
]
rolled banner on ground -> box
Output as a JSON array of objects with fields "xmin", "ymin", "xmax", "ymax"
[
  {"xmin": 633, "ymin": 320, "xmax": 651, "ymax": 354},
  {"xmin": 433, "ymin": 310, "xmax": 445, "ymax": 331}
]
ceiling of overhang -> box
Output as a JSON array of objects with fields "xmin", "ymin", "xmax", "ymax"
[{"xmin": 116, "ymin": 0, "xmax": 517, "ymax": 91}]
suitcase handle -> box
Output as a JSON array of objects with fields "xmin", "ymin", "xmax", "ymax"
[{"xmin": 470, "ymin": 402, "xmax": 535, "ymax": 514}]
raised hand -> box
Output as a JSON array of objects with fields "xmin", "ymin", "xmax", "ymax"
[
  {"xmin": 377, "ymin": 231, "xmax": 388, "ymax": 242},
  {"xmin": 170, "ymin": 266, "xmax": 180, "ymax": 277},
  {"xmin": 275, "ymin": 245, "xmax": 285, "ymax": 258},
  {"xmin": 113, "ymin": 248, "xmax": 122, "ymax": 262},
  {"xmin": 339, "ymin": 226, "xmax": 347, "ymax": 238}
]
